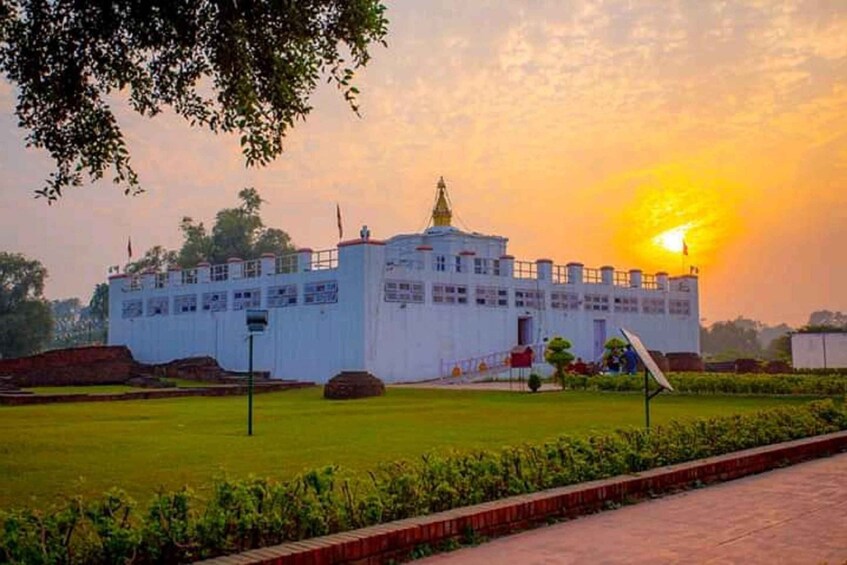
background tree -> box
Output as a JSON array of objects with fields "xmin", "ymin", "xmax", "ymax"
[
  {"xmin": 87, "ymin": 283, "xmax": 109, "ymax": 343},
  {"xmin": 0, "ymin": 0, "xmax": 388, "ymax": 200},
  {"xmin": 88, "ymin": 283, "xmax": 109, "ymax": 325},
  {"xmin": 126, "ymin": 245, "xmax": 178, "ymax": 274},
  {"xmin": 807, "ymin": 310, "xmax": 847, "ymax": 330},
  {"xmin": 544, "ymin": 336, "xmax": 575, "ymax": 389},
  {"xmin": 129, "ymin": 187, "xmax": 296, "ymax": 271},
  {"xmin": 700, "ymin": 320, "xmax": 762, "ymax": 360},
  {"xmin": 0, "ymin": 252, "xmax": 52, "ymax": 358},
  {"xmin": 764, "ymin": 333, "xmax": 792, "ymax": 362}
]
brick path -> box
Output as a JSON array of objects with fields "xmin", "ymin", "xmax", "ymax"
[{"xmin": 421, "ymin": 453, "xmax": 847, "ymax": 564}]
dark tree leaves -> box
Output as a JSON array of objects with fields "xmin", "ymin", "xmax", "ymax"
[
  {"xmin": 0, "ymin": 0, "xmax": 388, "ymax": 200},
  {"xmin": 0, "ymin": 251, "xmax": 52, "ymax": 357}
]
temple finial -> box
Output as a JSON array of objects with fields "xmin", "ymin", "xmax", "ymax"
[{"xmin": 432, "ymin": 176, "xmax": 452, "ymax": 227}]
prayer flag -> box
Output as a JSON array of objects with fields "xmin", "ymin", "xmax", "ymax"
[{"xmin": 336, "ymin": 203, "xmax": 343, "ymax": 240}]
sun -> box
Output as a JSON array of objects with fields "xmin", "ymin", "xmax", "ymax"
[{"xmin": 653, "ymin": 224, "xmax": 690, "ymax": 254}]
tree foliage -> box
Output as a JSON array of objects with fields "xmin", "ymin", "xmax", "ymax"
[
  {"xmin": 125, "ymin": 245, "xmax": 178, "ymax": 275},
  {"xmin": 700, "ymin": 320, "xmax": 762, "ymax": 359},
  {"xmin": 544, "ymin": 336, "xmax": 574, "ymax": 388},
  {"xmin": 0, "ymin": 252, "xmax": 52, "ymax": 358},
  {"xmin": 807, "ymin": 310, "xmax": 847, "ymax": 330},
  {"xmin": 0, "ymin": 0, "xmax": 388, "ymax": 200},
  {"xmin": 126, "ymin": 187, "xmax": 295, "ymax": 272}
]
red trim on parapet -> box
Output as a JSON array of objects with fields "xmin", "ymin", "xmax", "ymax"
[
  {"xmin": 566, "ymin": 262, "xmax": 583, "ymax": 267},
  {"xmin": 337, "ymin": 239, "xmax": 387, "ymax": 248},
  {"xmin": 260, "ymin": 253, "xmax": 276, "ymax": 258},
  {"xmin": 459, "ymin": 250, "xmax": 476, "ymax": 256},
  {"xmin": 416, "ymin": 245, "xmax": 433, "ymax": 251},
  {"xmin": 500, "ymin": 255, "xmax": 515, "ymax": 260},
  {"xmin": 536, "ymin": 258, "xmax": 553, "ymax": 264},
  {"xmin": 108, "ymin": 274, "xmax": 128, "ymax": 280},
  {"xmin": 296, "ymin": 248, "xmax": 314, "ymax": 253},
  {"xmin": 227, "ymin": 257, "xmax": 243, "ymax": 263}
]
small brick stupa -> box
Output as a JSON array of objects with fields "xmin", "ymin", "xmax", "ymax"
[{"xmin": 323, "ymin": 371, "xmax": 385, "ymax": 400}]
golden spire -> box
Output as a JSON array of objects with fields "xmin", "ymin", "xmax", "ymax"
[{"xmin": 432, "ymin": 176, "xmax": 452, "ymax": 227}]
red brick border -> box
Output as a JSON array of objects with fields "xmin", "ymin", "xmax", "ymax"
[{"xmin": 200, "ymin": 431, "xmax": 847, "ymax": 565}]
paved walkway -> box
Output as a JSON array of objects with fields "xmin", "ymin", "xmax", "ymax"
[{"xmin": 421, "ymin": 453, "xmax": 847, "ymax": 564}]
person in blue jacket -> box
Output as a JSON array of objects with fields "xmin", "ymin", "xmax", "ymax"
[{"xmin": 624, "ymin": 344, "xmax": 639, "ymax": 375}]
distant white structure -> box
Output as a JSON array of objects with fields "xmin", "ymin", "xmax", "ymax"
[
  {"xmin": 791, "ymin": 332, "xmax": 847, "ymax": 369},
  {"xmin": 109, "ymin": 178, "xmax": 700, "ymax": 382}
]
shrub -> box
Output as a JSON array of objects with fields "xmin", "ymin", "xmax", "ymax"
[
  {"xmin": 544, "ymin": 337, "xmax": 574, "ymax": 388},
  {"xmin": 527, "ymin": 373, "xmax": 542, "ymax": 393},
  {"xmin": 562, "ymin": 372, "xmax": 847, "ymax": 396},
  {"xmin": 1, "ymin": 401, "xmax": 845, "ymax": 563}
]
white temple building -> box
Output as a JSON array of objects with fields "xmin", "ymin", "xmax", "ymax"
[{"xmin": 109, "ymin": 178, "xmax": 700, "ymax": 382}]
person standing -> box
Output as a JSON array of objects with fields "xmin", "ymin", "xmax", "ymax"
[{"xmin": 624, "ymin": 345, "xmax": 638, "ymax": 375}]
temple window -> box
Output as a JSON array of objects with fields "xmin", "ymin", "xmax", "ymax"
[
  {"xmin": 584, "ymin": 294, "xmax": 610, "ymax": 312},
  {"xmin": 551, "ymin": 291, "xmax": 579, "ymax": 310},
  {"xmin": 304, "ymin": 281, "xmax": 338, "ymax": 304},
  {"xmin": 268, "ymin": 285, "xmax": 297, "ymax": 308},
  {"xmin": 434, "ymin": 255, "xmax": 447, "ymax": 272},
  {"xmin": 147, "ymin": 296, "xmax": 169, "ymax": 316},
  {"xmin": 643, "ymin": 297, "xmax": 665, "ymax": 314},
  {"xmin": 614, "ymin": 296, "xmax": 639, "ymax": 313},
  {"xmin": 233, "ymin": 289, "xmax": 261, "ymax": 310},
  {"xmin": 669, "ymin": 299, "xmax": 691, "ymax": 316},
  {"xmin": 515, "ymin": 289, "xmax": 545, "ymax": 309},
  {"xmin": 433, "ymin": 284, "xmax": 468, "ymax": 304},
  {"xmin": 174, "ymin": 294, "xmax": 197, "ymax": 314},
  {"xmin": 210, "ymin": 264, "xmax": 228, "ymax": 282},
  {"xmin": 122, "ymin": 300, "xmax": 143, "ymax": 319},
  {"xmin": 202, "ymin": 291, "xmax": 228, "ymax": 312}
]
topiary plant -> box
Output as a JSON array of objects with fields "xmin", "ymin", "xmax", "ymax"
[
  {"xmin": 527, "ymin": 373, "xmax": 542, "ymax": 393},
  {"xmin": 544, "ymin": 337, "xmax": 575, "ymax": 389}
]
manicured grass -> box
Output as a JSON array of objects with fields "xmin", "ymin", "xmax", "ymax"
[{"xmin": 0, "ymin": 387, "xmax": 813, "ymax": 509}]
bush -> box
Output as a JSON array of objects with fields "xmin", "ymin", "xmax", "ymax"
[
  {"xmin": 562, "ymin": 372, "xmax": 847, "ymax": 396},
  {"xmin": 1, "ymin": 401, "xmax": 845, "ymax": 563},
  {"xmin": 527, "ymin": 373, "xmax": 542, "ymax": 393}
]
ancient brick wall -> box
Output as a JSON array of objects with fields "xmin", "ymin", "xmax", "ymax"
[
  {"xmin": 0, "ymin": 346, "xmax": 135, "ymax": 386},
  {"xmin": 666, "ymin": 352, "xmax": 705, "ymax": 372}
]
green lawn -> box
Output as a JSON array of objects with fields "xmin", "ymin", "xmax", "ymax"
[{"xmin": 0, "ymin": 387, "xmax": 814, "ymax": 509}]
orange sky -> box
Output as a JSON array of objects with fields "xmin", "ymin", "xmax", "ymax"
[{"xmin": 0, "ymin": 0, "xmax": 845, "ymax": 326}]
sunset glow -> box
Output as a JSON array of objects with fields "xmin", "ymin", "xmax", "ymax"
[
  {"xmin": 654, "ymin": 225, "xmax": 690, "ymax": 255},
  {"xmin": 0, "ymin": 1, "xmax": 845, "ymax": 326}
]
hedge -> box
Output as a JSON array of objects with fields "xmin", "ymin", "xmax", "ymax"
[
  {"xmin": 2, "ymin": 400, "xmax": 846, "ymax": 564},
  {"xmin": 562, "ymin": 373, "xmax": 847, "ymax": 396}
]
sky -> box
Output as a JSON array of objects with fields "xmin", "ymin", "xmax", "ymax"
[{"xmin": 0, "ymin": 0, "xmax": 845, "ymax": 327}]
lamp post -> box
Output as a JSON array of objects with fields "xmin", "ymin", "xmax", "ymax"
[{"xmin": 245, "ymin": 309, "xmax": 268, "ymax": 436}]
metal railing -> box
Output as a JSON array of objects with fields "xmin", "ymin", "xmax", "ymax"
[
  {"xmin": 613, "ymin": 271, "xmax": 630, "ymax": 287},
  {"xmin": 440, "ymin": 342, "xmax": 548, "ymax": 380},
  {"xmin": 552, "ymin": 265, "xmax": 572, "ymax": 284},
  {"xmin": 513, "ymin": 260, "xmax": 537, "ymax": 279},
  {"xmin": 310, "ymin": 248, "xmax": 338, "ymax": 271},
  {"xmin": 583, "ymin": 268, "xmax": 602, "ymax": 284},
  {"xmin": 642, "ymin": 274, "xmax": 658, "ymax": 290},
  {"xmin": 275, "ymin": 253, "xmax": 298, "ymax": 274},
  {"xmin": 243, "ymin": 259, "xmax": 261, "ymax": 278}
]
